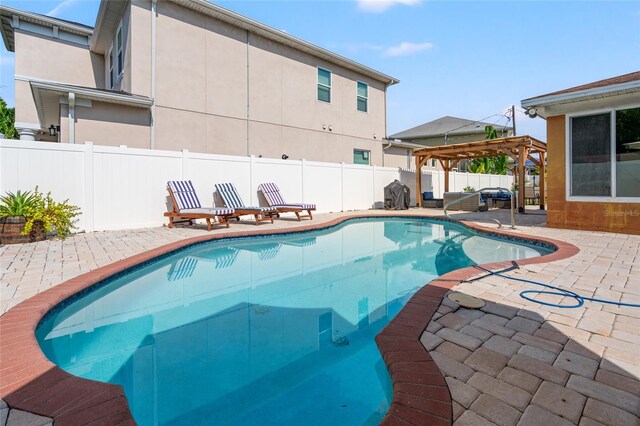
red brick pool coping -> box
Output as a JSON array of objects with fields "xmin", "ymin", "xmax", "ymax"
[{"xmin": 0, "ymin": 213, "xmax": 580, "ymax": 425}]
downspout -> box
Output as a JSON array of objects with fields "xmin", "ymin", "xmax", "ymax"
[
  {"xmin": 246, "ymin": 30, "xmax": 250, "ymax": 156},
  {"xmin": 150, "ymin": 0, "xmax": 157, "ymax": 149},
  {"xmin": 68, "ymin": 92, "xmax": 75, "ymax": 144}
]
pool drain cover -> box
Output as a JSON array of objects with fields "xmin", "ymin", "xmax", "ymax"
[{"xmin": 447, "ymin": 292, "xmax": 485, "ymax": 309}]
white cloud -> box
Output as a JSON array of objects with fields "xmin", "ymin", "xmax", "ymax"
[
  {"xmin": 383, "ymin": 41, "xmax": 433, "ymax": 57},
  {"xmin": 47, "ymin": 0, "xmax": 79, "ymax": 18},
  {"xmin": 357, "ymin": 0, "xmax": 422, "ymax": 14}
]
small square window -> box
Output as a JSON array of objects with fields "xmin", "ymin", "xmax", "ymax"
[{"xmin": 354, "ymin": 149, "xmax": 370, "ymax": 165}]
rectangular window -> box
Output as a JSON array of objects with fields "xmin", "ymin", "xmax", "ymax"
[
  {"xmin": 570, "ymin": 113, "xmax": 611, "ymax": 196},
  {"xmin": 357, "ymin": 81, "xmax": 368, "ymax": 112},
  {"xmin": 108, "ymin": 48, "xmax": 114, "ymax": 88},
  {"xmin": 317, "ymin": 67, "xmax": 331, "ymax": 103},
  {"xmin": 431, "ymin": 159, "xmax": 436, "ymax": 167},
  {"xmin": 107, "ymin": 24, "xmax": 124, "ymax": 89},
  {"xmin": 568, "ymin": 106, "xmax": 640, "ymax": 200},
  {"xmin": 116, "ymin": 26, "xmax": 123, "ymax": 76},
  {"xmin": 615, "ymin": 107, "xmax": 640, "ymax": 197},
  {"xmin": 354, "ymin": 149, "xmax": 370, "ymax": 165}
]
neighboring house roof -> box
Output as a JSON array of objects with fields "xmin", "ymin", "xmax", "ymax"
[
  {"xmin": 389, "ymin": 116, "xmax": 512, "ymax": 140},
  {"xmin": 521, "ymin": 71, "xmax": 640, "ymax": 113},
  {"xmin": 90, "ymin": 0, "xmax": 399, "ymax": 86},
  {"xmin": 0, "ymin": 5, "xmax": 93, "ymax": 52}
]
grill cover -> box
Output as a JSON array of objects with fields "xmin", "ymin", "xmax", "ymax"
[{"xmin": 384, "ymin": 180, "xmax": 410, "ymax": 210}]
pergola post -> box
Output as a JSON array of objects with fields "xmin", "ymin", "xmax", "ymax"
[
  {"xmin": 518, "ymin": 148, "xmax": 528, "ymax": 213},
  {"xmin": 439, "ymin": 160, "xmax": 450, "ymax": 193},
  {"xmin": 415, "ymin": 154, "xmax": 430, "ymax": 207},
  {"xmin": 539, "ymin": 152, "xmax": 545, "ymax": 210},
  {"xmin": 416, "ymin": 154, "xmax": 422, "ymax": 207}
]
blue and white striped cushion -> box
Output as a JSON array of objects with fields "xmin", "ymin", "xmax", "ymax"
[
  {"xmin": 181, "ymin": 207, "xmax": 235, "ymax": 215},
  {"xmin": 168, "ymin": 180, "xmax": 201, "ymax": 210},
  {"xmin": 259, "ymin": 182, "xmax": 286, "ymax": 206},
  {"xmin": 215, "ymin": 182, "xmax": 246, "ymax": 209},
  {"xmin": 274, "ymin": 203, "xmax": 316, "ymax": 210},
  {"xmin": 215, "ymin": 183, "xmax": 277, "ymax": 212},
  {"xmin": 259, "ymin": 182, "xmax": 314, "ymax": 209}
]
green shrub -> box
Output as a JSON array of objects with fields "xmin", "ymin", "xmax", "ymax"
[
  {"xmin": 21, "ymin": 187, "xmax": 81, "ymax": 239},
  {"xmin": 463, "ymin": 186, "xmax": 475, "ymax": 193}
]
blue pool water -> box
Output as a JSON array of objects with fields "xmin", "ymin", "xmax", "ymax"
[{"xmin": 37, "ymin": 218, "xmax": 551, "ymax": 425}]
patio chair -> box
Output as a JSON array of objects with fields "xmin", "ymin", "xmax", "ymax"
[
  {"xmin": 215, "ymin": 182, "xmax": 278, "ymax": 225},
  {"xmin": 258, "ymin": 182, "xmax": 316, "ymax": 221},
  {"xmin": 165, "ymin": 180, "xmax": 235, "ymax": 231}
]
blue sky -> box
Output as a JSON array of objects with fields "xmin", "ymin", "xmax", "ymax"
[{"xmin": 1, "ymin": 0, "xmax": 639, "ymax": 140}]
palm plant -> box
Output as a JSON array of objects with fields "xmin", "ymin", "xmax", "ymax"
[{"xmin": 0, "ymin": 190, "xmax": 36, "ymax": 218}]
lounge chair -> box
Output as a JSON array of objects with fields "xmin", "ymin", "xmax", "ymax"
[
  {"xmin": 215, "ymin": 182, "xmax": 278, "ymax": 225},
  {"xmin": 258, "ymin": 182, "xmax": 316, "ymax": 221},
  {"xmin": 165, "ymin": 180, "xmax": 235, "ymax": 231}
]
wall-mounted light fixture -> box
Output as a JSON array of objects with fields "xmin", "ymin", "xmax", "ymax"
[
  {"xmin": 282, "ymin": 154, "xmax": 289, "ymax": 160},
  {"xmin": 48, "ymin": 125, "xmax": 57, "ymax": 137}
]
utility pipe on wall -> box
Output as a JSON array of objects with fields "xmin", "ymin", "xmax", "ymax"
[{"xmin": 150, "ymin": 0, "xmax": 157, "ymax": 149}]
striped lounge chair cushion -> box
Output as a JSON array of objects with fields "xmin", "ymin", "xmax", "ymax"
[
  {"xmin": 273, "ymin": 203, "xmax": 316, "ymax": 210},
  {"xmin": 215, "ymin": 183, "xmax": 276, "ymax": 212},
  {"xmin": 181, "ymin": 207, "xmax": 235, "ymax": 215},
  {"xmin": 168, "ymin": 180, "xmax": 202, "ymax": 210},
  {"xmin": 259, "ymin": 182, "xmax": 287, "ymax": 206},
  {"xmin": 259, "ymin": 183, "xmax": 315, "ymax": 209}
]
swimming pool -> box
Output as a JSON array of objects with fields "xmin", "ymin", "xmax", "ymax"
[{"xmin": 37, "ymin": 218, "xmax": 552, "ymax": 425}]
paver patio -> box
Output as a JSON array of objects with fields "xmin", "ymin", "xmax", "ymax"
[{"xmin": 1, "ymin": 208, "xmax": 639, "ymax": 425}]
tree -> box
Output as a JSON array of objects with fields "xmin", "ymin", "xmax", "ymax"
[
  {"xmin": 0, "ymin": 97, "xmax": 19, "ymax": 139},
  {"xmin": 467, "ymin": 125, "xmax": 508, "ymax": 175}
]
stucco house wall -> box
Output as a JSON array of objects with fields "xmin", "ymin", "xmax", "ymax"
[{"xmin": 3, "ymin": 0, "xmax": 396, "ymax": 165}]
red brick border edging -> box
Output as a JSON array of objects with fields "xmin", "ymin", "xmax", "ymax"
[{"xmin": 0, "ymin": 214, "xmax": 580, "ymax": 425}]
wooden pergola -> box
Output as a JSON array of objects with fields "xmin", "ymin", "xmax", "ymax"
[{"xmin": 414, "ymin": 136, "xmax": 547, "ymax": 212}]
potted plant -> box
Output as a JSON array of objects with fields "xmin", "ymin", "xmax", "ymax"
[
  {"xmin": 0, "ymin": 190, "xmax": 43, "ymax": 244},
  {"xmin": 0, "ymin": 187, "xmax": 80, "ymax": 244}
]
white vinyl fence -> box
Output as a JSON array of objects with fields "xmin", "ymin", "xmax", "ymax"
[{"xmin": 0, "ymin": 140, "xmax": 512, "ymax": 232}]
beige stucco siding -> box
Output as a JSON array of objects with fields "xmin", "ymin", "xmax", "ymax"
[
  {"xmin": 155, "ymin": 2, "xmax": 207, "ymax": 113},
  {"xmin": 59, "ymin": 103, "xmax": 150, "ymax": 148},
  {"xmin": 10, "ymin": 0, "xmax": 392, "ymax": 165},
  {"xmin": 143, "ymin": 0, "xmax": 386, "ymax": 163},
  {"xmin": 13, "ymin": 30, "xmax": 103, "ymax": 126}
]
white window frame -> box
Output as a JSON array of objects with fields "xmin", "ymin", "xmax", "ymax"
[
  {"xmin": 356, "ymin": 81, "xmax": 368, "ymax": 112},
  {"xmin": 106, "ymin": 22, "xmax": 124, "ymax": 89},
  {"xmin": 565, "ymin": 103, "xmax": 640, "ymax": 203},
  {"xmin": 317, "ymin": 67, "xmax": 331, "ymax": 103},
  {"xmin": 106, "ymin": 45, "xmax": 115, "ymax": 88}
]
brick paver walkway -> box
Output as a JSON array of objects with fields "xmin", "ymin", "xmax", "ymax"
[{"xmin": 1, "ymin": 208, "xmax": 638, "ymax": 425}]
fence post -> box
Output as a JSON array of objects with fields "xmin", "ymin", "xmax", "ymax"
[
  {"xmin": 249, "ymin": 155, "xmax": 256, "ymax": 205},
  {"xmin": 340, "ymin": 162, "xmax": 345, "ymax": 212},
  {"xmin": 372, "ymin": 165, "xmax": 377, "ymax": 208},
  {"xmin": 83, "ymin": 142, "xmax": 95, "ymax": 232},
  {"xmin": 301, "ymin": 158, "xmax": 306, "ymax": 203},
  {"xmin": 181, "ymin": 149, "xmax": 189, "ymax": 179}
]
